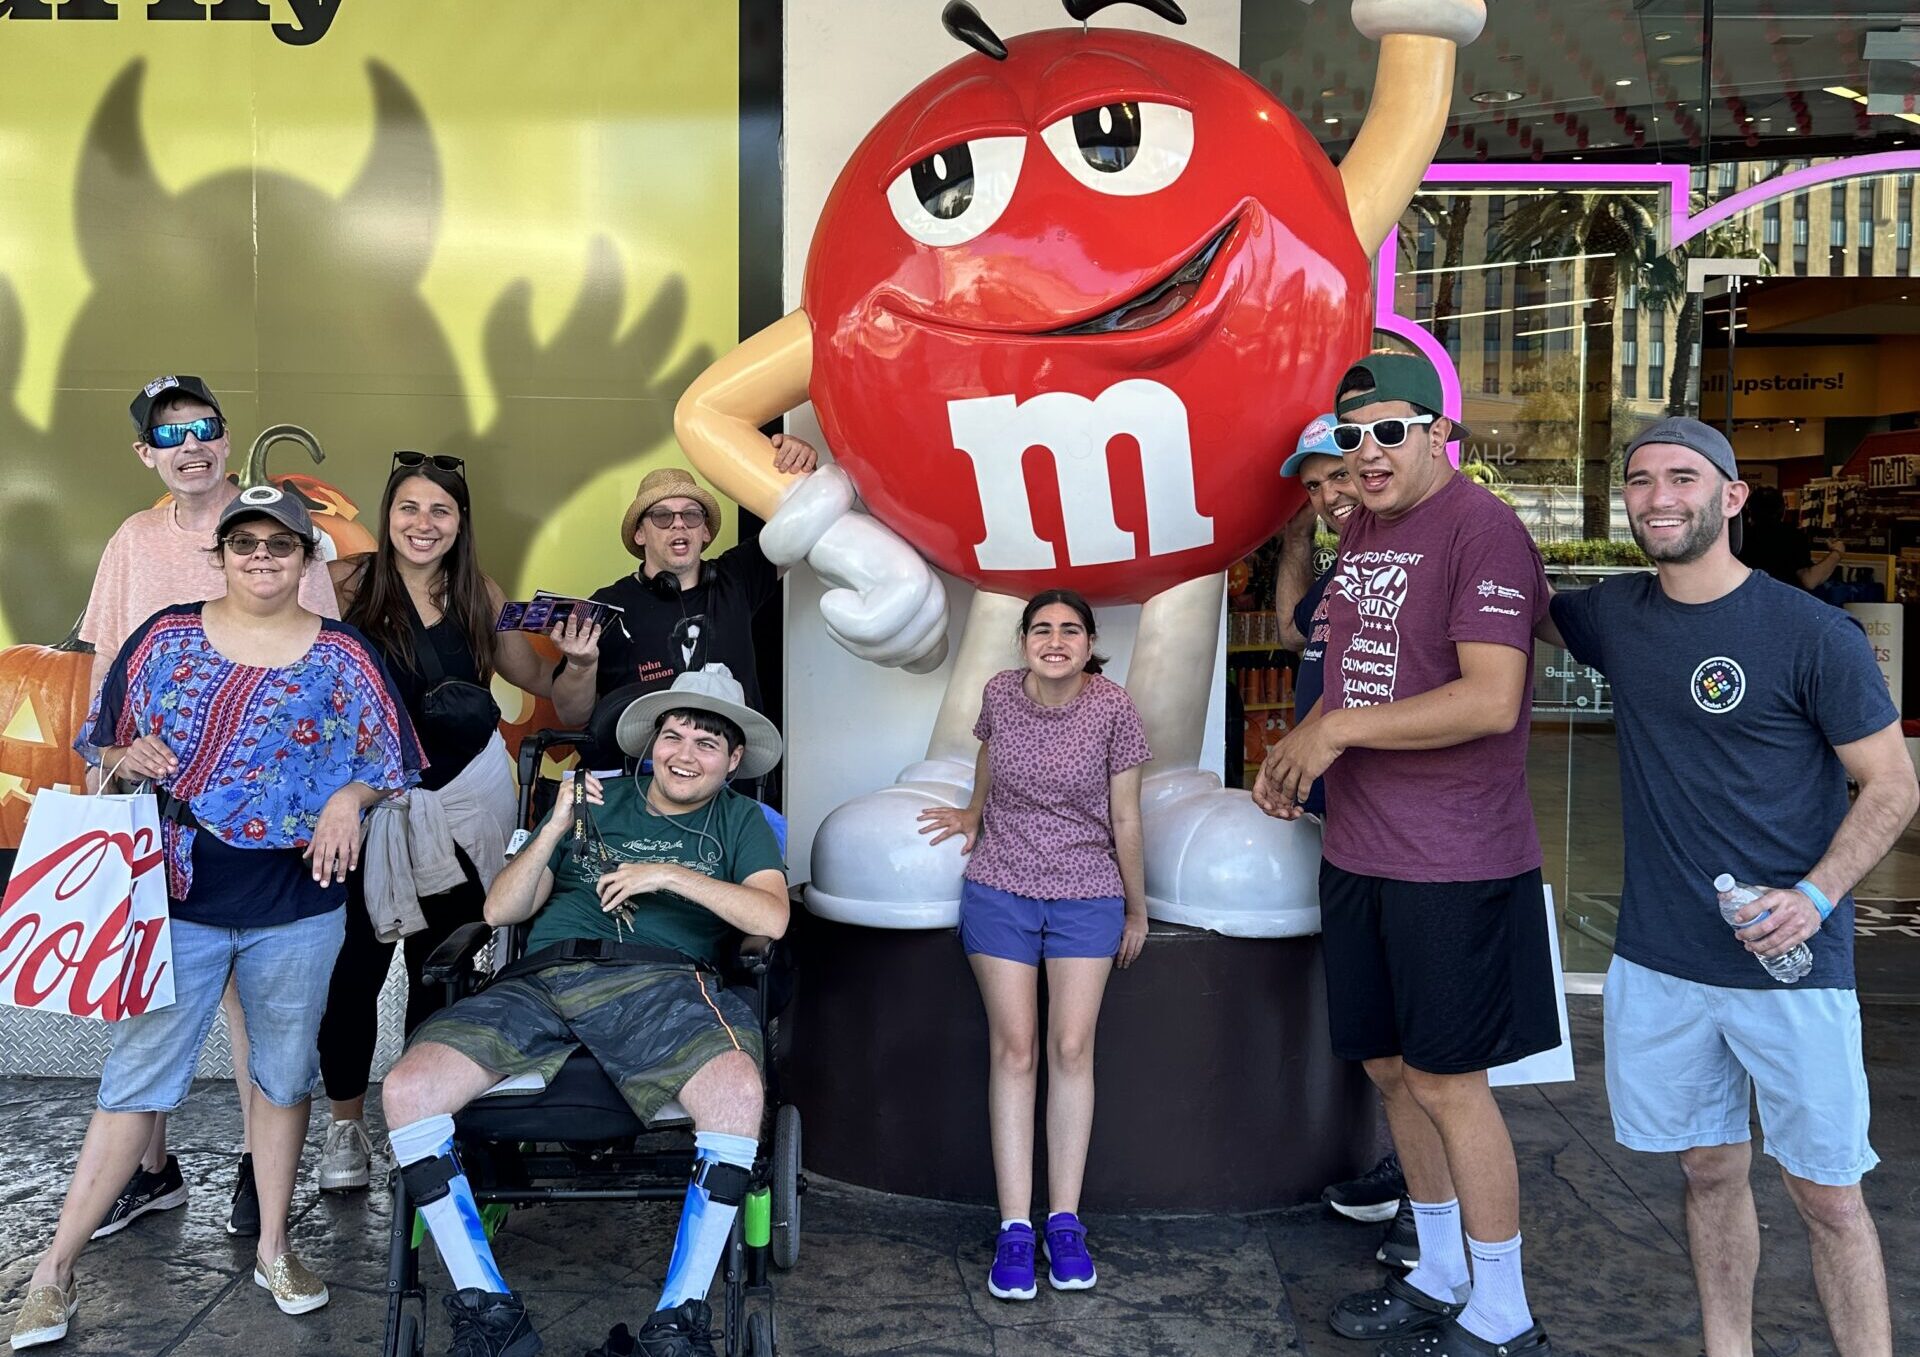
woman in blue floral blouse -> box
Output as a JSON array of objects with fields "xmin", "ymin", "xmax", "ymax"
[{"xmin": 12, "ymin": 487, "xmax": 421, "ymax": 1349}]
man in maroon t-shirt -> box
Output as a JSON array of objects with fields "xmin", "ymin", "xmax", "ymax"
[{"xmin": 1256, "ymin": 353, "xmax": 1557, "ymax": 1357}]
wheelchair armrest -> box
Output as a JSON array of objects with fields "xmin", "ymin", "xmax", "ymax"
[
  {"xmin": 733, "ymin": 934, "xmax": 786, "ymax": 977},
  {"xmin": 422, "ymin": 921, "xmax": 495, "ymax": 986}
]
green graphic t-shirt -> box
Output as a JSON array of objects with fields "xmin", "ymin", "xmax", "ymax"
[{"xmin": 525, "ymin": 776, "xmax": 785, "ymax": 967}]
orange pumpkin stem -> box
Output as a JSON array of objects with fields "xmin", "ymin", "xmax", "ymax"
[{"xmin": 241, "ymin": 424, "xmax": 327, "ymax": 490}]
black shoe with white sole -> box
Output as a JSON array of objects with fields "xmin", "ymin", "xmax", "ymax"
[
  {"xmin": 1322, "ymin": 1152, "xmax": 1406, "ymax": 1223},
  {"xmin": 226, "ymin": 1152, "xmax": 260, "ymax": 1237},
  {"xmin": 1376, "ymin": 1196, "xmax": 1419, "ymax": 1269},
  {"xmin": 91, "ymin": 1155, "xmax": 188, "ymax": 1240}
]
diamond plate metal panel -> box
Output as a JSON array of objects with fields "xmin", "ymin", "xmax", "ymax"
[{"xmin": 0, "ymin": 947, "xmax": 411, "ymax": 1080}]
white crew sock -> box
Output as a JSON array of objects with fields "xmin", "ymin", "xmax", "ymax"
[
  {"xmin": 389, "ymin": 1114, "xmax": 507, "ymax": 1296},
  {"xmin": 1460, "ymin": 1232, "xmax": 1534, "ymax": 1344},
  {"xmin": 1402, "ymin": 1198, "xmax": 1471, "ymax": 1305}
]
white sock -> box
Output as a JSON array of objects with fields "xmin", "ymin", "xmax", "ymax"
[
  {"xmin": 1460, "ymin": 1232, "xmax": 1534, "ymax": 1344},
  {"xmin": 1402, "ymin": 1199, "xmax": 1471, "ymax": 1304},
  {"xmin": 389, "ymin": 1114, "xmax": 507, "ymax": 1295},
  {"xmin": 657, "ymin": 1131, "xmax": 758, "ymax": 1310},
  {"xmin": 1000, "ymin": 1218, "xmax": 1032, "ymax": 1232}
]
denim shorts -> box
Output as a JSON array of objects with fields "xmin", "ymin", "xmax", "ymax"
[
  {"xmin": 959, "ymin": 879, "xmax": 1124, "ymax": 966},
  {"xmin": 1603, "ymin": 955, "xmax": 1877, "ymax": 1187},
  {"xmin": 97, "ymin": 909, "xmax": 346, "ymax": 1113}
]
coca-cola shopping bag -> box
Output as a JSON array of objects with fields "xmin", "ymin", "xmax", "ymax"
[{"xmin": 0, "ymin": 786, "xmax": 174, "ymax": 1021}]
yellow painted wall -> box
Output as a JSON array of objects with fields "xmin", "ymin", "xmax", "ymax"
[{"xmin": 0, "ymin": 3, "xmax": 742, "ymax": 649}]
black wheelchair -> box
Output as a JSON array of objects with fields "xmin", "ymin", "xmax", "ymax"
[{"xmin": 381, "ymin": 728, "xmax": 804, "ymax": 1357}]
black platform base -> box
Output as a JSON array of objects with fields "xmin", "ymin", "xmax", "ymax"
[{"xmin": 788, "ymin": 908, "xmax": 1381, "ymax": 1212}]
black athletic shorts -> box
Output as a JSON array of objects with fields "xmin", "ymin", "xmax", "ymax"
[{"xmin": 1318, "ymin": 861, "xmax": 1560, "ymax": 1075}]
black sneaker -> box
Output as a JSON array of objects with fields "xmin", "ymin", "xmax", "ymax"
[
  {"xmin": 1322, "ymin": 1152, "xmax": 1406, "ymax": 1223},
  {"xmin": 586, "ymin": 1322, "xmax": 639, "ymax": 1357},
  {"xmin": 635, "ymin": 1302, "xmax": 717, "ymax": 1357},
  {"xmin": 90, "ymin": 1155, "xmax": 188, "ymax": 1239},
  {"xmin": 226, "ymin": 1152, "xmax": 261, "ymax": 1237},
  {"xmin": 442, "ymin": 1288, "xmax": 542, "ymax": 1357},
  {"xmin": 1376, "ymin": 1196, "xmax": 1418, "ymax": 1269}
]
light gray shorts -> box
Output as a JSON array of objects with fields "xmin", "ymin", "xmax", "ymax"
[{"xmin": 1603, "ymin": 955, "xmax": 1876, "ymax": 1186}]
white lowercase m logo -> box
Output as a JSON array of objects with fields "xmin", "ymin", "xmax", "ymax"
[{"xmin": 946, "ymin": 379, "xmax": 1215, "ymax": 571}]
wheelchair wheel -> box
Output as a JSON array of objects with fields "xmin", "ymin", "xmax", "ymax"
[
  {"xmin": 395, "ymin": 1309, "xmax": 423, "ymax": 1357},
  {"xmin": 770, "ymin": 1103, "xmax": 802, "ymax": 1270},
  {"xmin": 745, "ymin": 1312, "xmax": 775, "ymax": 1357}
]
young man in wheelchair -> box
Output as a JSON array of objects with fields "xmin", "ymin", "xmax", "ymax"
[{"xmin": 382, "ymin": 664, "xmax": 788, "ymax": 1357}]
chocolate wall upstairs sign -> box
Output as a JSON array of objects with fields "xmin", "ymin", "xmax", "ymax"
[{"xmin": 0, "ymin": 0, "xmax": 342, "ymax": 46}]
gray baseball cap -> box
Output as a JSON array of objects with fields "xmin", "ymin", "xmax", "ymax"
[
  {"xmin": 216, "ymin": 484, "xmax": 318, "ymax": 547},
  {"xmin": 1624, "ymin": 417, "xmax": 1743, "ymax": 553}
]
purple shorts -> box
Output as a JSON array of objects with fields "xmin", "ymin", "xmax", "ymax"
[{"xmin": 959, "ymin": 879, "xmax": 1124, "ymax": 966}]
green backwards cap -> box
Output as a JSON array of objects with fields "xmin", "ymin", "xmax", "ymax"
[{"xmin": 1334, "ymin": 353, "xmax": 1471, "ymax": 442}]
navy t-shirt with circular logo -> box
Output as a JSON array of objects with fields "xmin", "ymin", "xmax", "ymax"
[{"xmin": 1550, "ymin": 570, "xmax": 1898, "ymax": 989}]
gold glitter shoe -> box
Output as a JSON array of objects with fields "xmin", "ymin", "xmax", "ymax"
[
  {"xmin": 252, "ymin": 1252, "xmax": 329, "ymax": 1316},
  {"xmin": 9, "ymin": 1278, "xmax": 78, "ymax": 1350}
]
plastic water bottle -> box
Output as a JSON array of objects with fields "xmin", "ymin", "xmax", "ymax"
[{"xmin": 1714, "ymin": 874, "xmax": 1813, "ymax": 984}]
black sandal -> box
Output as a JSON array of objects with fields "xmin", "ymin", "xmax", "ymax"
[
  {"xmin": 1378, "ymin": 1318, "xmax": 1554, "ymax": 1357},
  {"xmin": 1328, "ymin": 1273, "xmax": 1465, "ymax": 1339}
]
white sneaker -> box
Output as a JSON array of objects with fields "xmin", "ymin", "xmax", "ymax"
[{"xmin": 316, "ymin": 1119, "xmax": 372, "ymax": 1193}]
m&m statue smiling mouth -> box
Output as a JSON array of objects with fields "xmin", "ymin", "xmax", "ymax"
[{"xmin": 675, "ymin": 0, "xmax": 1486, "ymax": 934}]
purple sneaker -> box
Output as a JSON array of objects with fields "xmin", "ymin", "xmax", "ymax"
[
  {"xmin": 1043, "ymin": 1212, "xmax": 1097, "ymax": 1291},
  {"xmin": 987, "ymin": 1222, "xmax": 1038, "ymax": 1300}
]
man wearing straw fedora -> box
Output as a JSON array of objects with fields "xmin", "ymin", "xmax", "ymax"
[
  {"xmin": 382, "ymin": 664, "xmax": 789, "ymax": 1357},
  {"xmin": 552, "ymin": 441, "xmax": 816, "ymax": 765}
]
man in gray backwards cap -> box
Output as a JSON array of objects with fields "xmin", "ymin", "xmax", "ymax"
[{"xmin": 1544, "ymin": 415, "xmax": 1917, "ymax": 1355}]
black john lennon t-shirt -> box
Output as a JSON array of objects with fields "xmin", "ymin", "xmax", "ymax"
[{"xmin": 582, "ymin": 538, "xmax": 779, "ymax": 741}]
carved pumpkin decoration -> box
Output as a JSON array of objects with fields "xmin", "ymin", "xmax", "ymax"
[
  {"xmin": 0, "ymin": 619, "xmax": 96, "ymax": 850},
  {"xmin": 155, "ymin": 425, "xmax": 377, "ymax": 560}
]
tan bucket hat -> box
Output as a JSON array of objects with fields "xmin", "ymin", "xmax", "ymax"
[{"xmin": 619, "ymin": 467, "xmax": 723, "ymax": 560}]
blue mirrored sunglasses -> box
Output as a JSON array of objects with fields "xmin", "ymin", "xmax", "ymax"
[{"xmin": 145, "ymin": 416, "xmax": 225, "ymax": 449}]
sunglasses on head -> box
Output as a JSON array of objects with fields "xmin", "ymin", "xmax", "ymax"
[
  {"xmin": 391, "ymin": 450, "xmax": 466, "ymax": 477},
  {"xmin": 1331, "ymin": 413, "xmax": 1437, "ymax": 453},
  {"xmin": 145, "ymin": 416, "xmax": 225, "ymax": 450},
  {"xmin": 222, "ymin": 531, "xmax": 304, "ymax": 559},
  {"xmin": 645, "ymin": 505, "xmax": 709, "ymax": 529}
]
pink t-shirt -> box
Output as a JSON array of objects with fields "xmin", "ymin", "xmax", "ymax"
[
  {"xmin": 966, "ymin": 668, "xmax": 1151, "ymax": 901},
  {"xmin": 1319, "ymin": 474, "xmax": 1548, "ymax": 883},
  {"xmin": 79, "ymin": 505, "xmax": 339, "ymax": 695}
]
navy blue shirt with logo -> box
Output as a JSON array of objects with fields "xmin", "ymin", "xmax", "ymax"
[
  {"xmin": 1551, "ymin": 570, "xmax": 1897, "ymax": 989},
  {"xmin": 1290, "ymin": 567, "xmax": 1334, "ymax": 816}
]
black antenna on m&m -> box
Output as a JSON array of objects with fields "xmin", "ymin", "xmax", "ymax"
[
  {"xmin": 1062, "ymin": 0, "xmax": 1187, "ymax": 23},
  {"xmin": 942, "ymin": 1, "xmax": 1008, "ymax": 60}
]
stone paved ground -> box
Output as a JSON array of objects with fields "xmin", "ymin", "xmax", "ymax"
[{"xmin": 1, "ymin": 997, "xmax": 1914, "ymax": 1356}]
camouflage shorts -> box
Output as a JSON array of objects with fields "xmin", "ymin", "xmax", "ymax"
[{"xmin": 409, "ymin": 959, "xmax": 763, "ymax": 1125}]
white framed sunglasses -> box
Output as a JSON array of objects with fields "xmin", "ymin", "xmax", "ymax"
[{"xmin": 1331, "ymin": 413, "xmax": 1437, "ymax": 452}]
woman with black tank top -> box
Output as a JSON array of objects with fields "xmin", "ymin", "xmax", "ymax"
[{"xmin": 313, "ymin": 454, "xmax": 580, "ymax": 1193}]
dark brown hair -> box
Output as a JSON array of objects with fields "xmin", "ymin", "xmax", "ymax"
[
  {"xmin": 653, "ymin": 707, "xmax": 745, "ymax": 756},
  {"xmin": 344, "ymin": 465, "xmax": 496, "ymax": 684},
  {"xmin": 1019, "ymin": 588, "xmax": 1107, "ymax": 676}
]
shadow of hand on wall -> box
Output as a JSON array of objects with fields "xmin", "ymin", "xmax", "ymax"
[{"xmin": 449, "ymin": 235, "xmax": 715, "ymax": 566}]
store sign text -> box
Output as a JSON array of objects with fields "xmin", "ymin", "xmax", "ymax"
[{"xmin": 0, "ymin": 0, "xmax": 341, "ymax": 46}]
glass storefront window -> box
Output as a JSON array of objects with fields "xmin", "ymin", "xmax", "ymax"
[{"xmin": 1249, "ymin": 2, "xmax": 1920, "ymax": 977}]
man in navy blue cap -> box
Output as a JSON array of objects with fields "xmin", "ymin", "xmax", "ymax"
[{"xmin": 1543, "ymin": 416, "xmax": 1916, "ymax": 1357}]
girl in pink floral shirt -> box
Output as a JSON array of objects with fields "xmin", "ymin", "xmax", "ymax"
[{"xmin": 919, "ymin": 589, "xmax": 1149, "ymax": 1303}]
